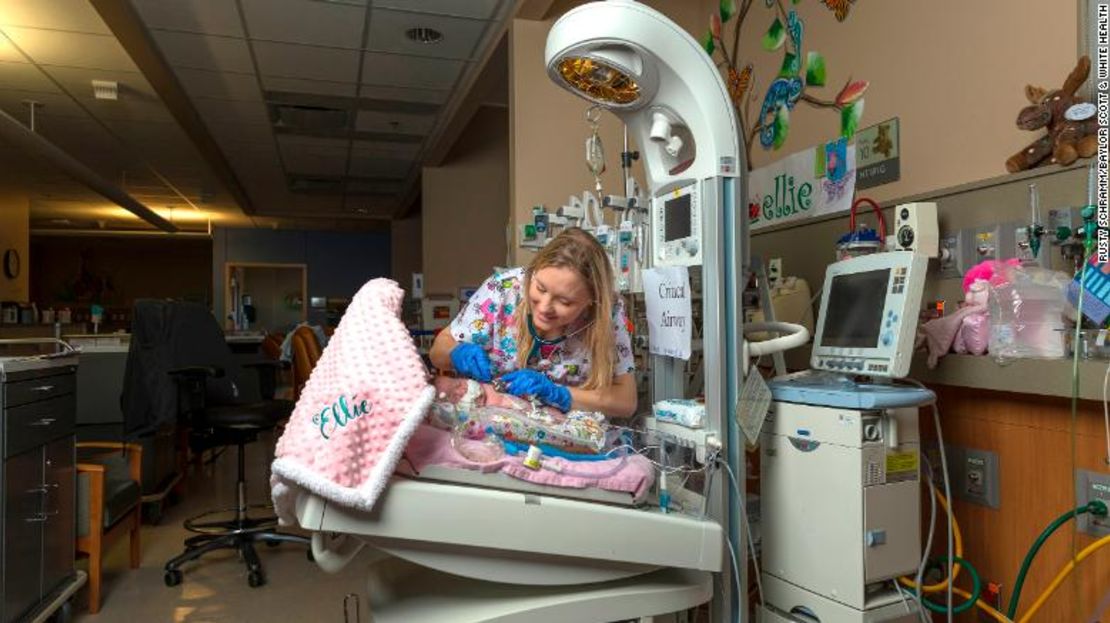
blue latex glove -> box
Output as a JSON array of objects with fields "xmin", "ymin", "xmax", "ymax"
[
  {"xmin": 500, "ymin": 369, "xmax": 572, "ymax": 412},
  {"xmin": 450, "ymin": 343, "xmax": 493, "ymax": 382}
]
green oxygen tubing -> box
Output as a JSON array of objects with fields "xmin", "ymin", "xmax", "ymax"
[{"xmin": 1005, "ymin": 499, "xmax": 1109, "ymax": 619}]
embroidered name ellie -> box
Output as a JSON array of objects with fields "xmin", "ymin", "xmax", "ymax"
[{"xmin": 313, "ymin": 394, "xmax": 374, "ymax": 440}]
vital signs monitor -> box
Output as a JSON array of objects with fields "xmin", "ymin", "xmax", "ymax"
[
  {"xmin": 811, "ymin": 251, "xmax": 928, "ymax": 378},
  {"xmin": 653, "ymin": 181, "xmax": 702, "ymax": 266}
]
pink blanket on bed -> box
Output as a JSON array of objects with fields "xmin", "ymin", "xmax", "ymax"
[
  {"xmin": 270, "ymin": 279, "xmax": 435, "ymax": 525},
  {"xmin": 403, "ymin": 424, "xmax": 655, "ymax": 501}
]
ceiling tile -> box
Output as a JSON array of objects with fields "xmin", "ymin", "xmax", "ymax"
[
  {"xmin": 33, "ymin": 116, "xmax": 115, "ymax": 146},
  {"xmin": 0, "ymin": 91, "xmax": 84, "ymax": 120},
  {"xmin": 348, "ymin": 155, "xmax": 411, "ymax": 178},
  {"xmin": 351, "ymin": 140, "xmax": 420, "ymax": 159},
  {"xmin": 354, "ymin": 109, "xmax": 433, "ymax": 135},
  {"xmin": 152, "ymin": 31, "xmax": 255, "ymax": 73},
  {"xmin": 281, "ymin": 153, "xmax": 349, "ymax": 177},
  {"xmin": 0, "ymin": 0, "xmax": 113, "ymax": 35},
  {"xmin": 4, "ymin": 28, "xmax": 135, "ymax": 72},
  {"xmin": 192, "ymin": 96, "xmax": 271, "ymax": 125},
  {"xmin": 0, "ymin": 61, "xmax": 61, "ymax": 93},
  {"xmin": 0, "ymin": 36, "xmax": 27, "ymax": 63},
  {"xmin": 358, "ymin": 83, "xmax": 447, "ymax": 104},
  {"xmin": 242, "ymin": 0, "xmax": 365, "ymax": 49},
  {"xmin": 371, "ymin": 0, "xmax": 502, "ymax": 20},
  {"xmin": 43, "ymin": 66, "xmax": 157, "ymax": 101},
  {"xmin": 176, "ymin": 68, "xmax": 262, "ymax": 101},
  {"xmin": 208, "ymin": 120, "xmax": 274, "ymax": 144},
  {"xmin": 130, "ymin": 0, "xmax": 245, "ymax": 38},
  {"xmin": 277, "ymin": 135, "xmax": 349, "ymax": 151},
  {"xmin": 253, "ymin": 41, "xmax": 359, "ymax": 83},
  {"xmin": 361, "ymin": 52, "xmax": 463, "ymax": 90},
  {"xmin": 82, "ymin": 96, "xmax": 176, "ymax": 124},
  {"xmin": 367, "ymin": 9, "xmax": 487, "ymax": 60},
  {"xmin": 261, "ymin": 76, "xmax": 357, "ymax": 97}
]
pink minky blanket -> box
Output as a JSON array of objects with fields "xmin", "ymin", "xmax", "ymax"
[
  {"xmin": 271, "ymin": 279, "xmax": 435, "ymax": 524},
  {"xmin": 402, "ymin": 424, "xmax": 655, "ymax": 502}
]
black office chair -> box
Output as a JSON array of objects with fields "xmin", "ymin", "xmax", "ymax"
[{"xmin": 121, "ymin": 300, "xmax": 310, "ymax": 589}]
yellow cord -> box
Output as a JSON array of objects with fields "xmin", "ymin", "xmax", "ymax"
[
  {"xmin": 1017, "ymin": 532, "xmax": 1110, "ymax": 623},
  {"xmin": 899, "ymin": 485, "xmax": 964, "ymax": 593},
  {"xmin": 951, "ymin": 586, "xmax": 1013, "ymax": 623}
]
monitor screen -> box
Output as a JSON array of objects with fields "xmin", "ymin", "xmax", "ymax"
[
  {"xmin": 819, "ymin": 268, "xmax": 890, "ymax": 348},
  {"xmin": 664, "ymin": 194, "xmax": 692, "ymax": 242}
]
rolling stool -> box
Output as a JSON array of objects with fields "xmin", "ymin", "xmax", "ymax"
[{"xmin": 163, "ymin": 402, "xmax": 310, "ymax": 588}]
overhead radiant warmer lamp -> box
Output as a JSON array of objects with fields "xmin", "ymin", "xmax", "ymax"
[{"xmin": 549, "ymin": 2, "xmax": 782, "ymax": 620}]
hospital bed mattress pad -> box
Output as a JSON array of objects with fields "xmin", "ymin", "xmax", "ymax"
[{"xmin": 401, "ymin": 424, "xmax": 655, "ymax": 504}]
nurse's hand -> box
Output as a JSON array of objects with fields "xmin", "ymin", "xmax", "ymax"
[
  {"xmin": 450, "ymin": 343, "xmax": 493, "ymax": 382},
  {"xmin": 500, "ymin": 369, "xmax": 572, "ymax": 412}
]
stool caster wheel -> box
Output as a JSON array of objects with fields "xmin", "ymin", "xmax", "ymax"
[
  {"xmin": 265, "ymin": 539, "xmax": 281, "ymax": 548},
  {"xmin": 164, "ymin": 569, "xmax": 183, "ymax": 587},
  {"xmin": 306, "ymin": 548, "xmax": 315, "ymax": 562},
  {"xmin": 248, "ymin": 570, "xmax": 265, "ymax": 588}
]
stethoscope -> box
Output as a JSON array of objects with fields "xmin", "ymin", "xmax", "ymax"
[{"xmin": 524, "ymin": 313, "xmax": 593, "ymax": 370}]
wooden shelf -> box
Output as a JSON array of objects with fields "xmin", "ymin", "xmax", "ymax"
[{"xmin": 910, "ymin": 352, "xmax": 1108, "ymax": 402}]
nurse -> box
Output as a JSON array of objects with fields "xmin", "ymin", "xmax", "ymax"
[{"xmin": 429, "ymin": 228, "xmax": 637, "ymax": 419}]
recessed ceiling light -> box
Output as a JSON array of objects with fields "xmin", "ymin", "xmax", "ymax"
[{"xmin": 405, "ymin": 27, "xmax": 443, "ymax": 45}]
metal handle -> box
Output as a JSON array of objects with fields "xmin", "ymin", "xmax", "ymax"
[
  {"xmin": 28, "ymin": 418, "xmax": 56, "ymax": 427},
  {"xmin": 0, "ymin": 337, "xmax": 78, "ymax": 357},
  {"xmin": 28, "ymin": 385, "xmax": 55, "ymax": 392},
  {"xmin": 24, "ymin": 513, "xmax": 47, "ymax": 523}
]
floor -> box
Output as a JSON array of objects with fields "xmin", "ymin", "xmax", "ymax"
[{"xmin": 74, "ymin": 434, "xmax": 370, "ymax": 623}]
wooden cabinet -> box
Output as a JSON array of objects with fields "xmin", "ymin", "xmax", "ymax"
[{"xmin": 0, "ymin": 360, "xmax": 77, "ymax": 623}]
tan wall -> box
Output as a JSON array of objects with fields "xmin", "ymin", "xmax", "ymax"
[
  {"xmin": 422, "ymin": 106, "xmax": 509, "ymax": 295},
  {"xmin": 0, "ymin": 196, "xmax": 29, "ymax": 301},
  {"xmin": 508, "ymin": 1, "xmax": 715, "ymax": 267},
  {"xmin": 732, "ymin": 0, "xmax": 1079, "ymax": 202},
  {"xmin": 390, "ymin": 214, "xmax": 422, "ymax": 288}
]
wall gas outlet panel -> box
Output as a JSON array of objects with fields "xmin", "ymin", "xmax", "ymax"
[
  {"xmin": 945, "ymin": 445, "xmax": 1001, "ymax": 509},
  {"xmin": 1075, "ymin": 469, "xmax": 1110, "ymax": 537},
  {"xmin": 939, "ymin": 230, "xmax": 967, "ymax": 279},
  {"xmin": 1010, "ymin": 221, "xmax": 1050, "ymax": 269},
  {"xmin": 962, "ymin": 225, "xmax": 1015, "ymax": 266}
]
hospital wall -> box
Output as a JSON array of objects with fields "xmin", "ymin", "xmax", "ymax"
[
  {"xmin": 750, "ymin": 164, "xmax": 1108, "ymax": 622},
  {"xmin": 390, "ymin": 214, "xmax": 422, "ymax": 288},
  {"xmin": 0, "ymin": 195, "xmax": 29, "ymax": 301},
  {"xmin": 731, "ymin": 0, "xmax": 1080, "ymax": 202},
  {"xmin": 421, "ymin": 106, "xmax": 508, "ymax": 295},
  {"xmin": 211, "ymin": 227, "xmax": 391, "ymax": 328},
  {"xmin": 507, "ymin": 0, "xmax": 716, "ymax": 268}
]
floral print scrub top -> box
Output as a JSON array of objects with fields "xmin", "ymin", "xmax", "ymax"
[{"xmin": 449, "ymin": 268, "xmax": 635, "ymax": 387}]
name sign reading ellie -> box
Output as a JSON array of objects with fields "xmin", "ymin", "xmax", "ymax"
[{"xmin": 313, "ymin": 394, "xmax": 374, "ymax": 440}]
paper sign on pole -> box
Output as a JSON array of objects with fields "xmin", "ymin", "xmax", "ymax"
[{"xmin": 643, "ymin": 267, "xmax": 692, "ymax": 360}]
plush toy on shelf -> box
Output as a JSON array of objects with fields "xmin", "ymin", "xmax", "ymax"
[{"xmin": 1005, "ymin": 55, "xmax": 1098, "ymax": 173}]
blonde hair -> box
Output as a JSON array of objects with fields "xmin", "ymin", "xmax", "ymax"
[{"xmin": 515, "ymin": 228, "xmax": 616, "ymax": 390}]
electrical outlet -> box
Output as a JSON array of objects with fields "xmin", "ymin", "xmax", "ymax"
[
  {"xmin": 1075, "ymin": 469, "xmax": 1110, "ymax": 536},
  {"xmin": 978, "ymin": 582, "xmax": 1003, "ymax": 622},
  {"xmin": 945, "ymin": 446, "xmax": 1001, "ymax": 509},
  {"xmin": 768, "ymin": 257, "xmax": 783, "ymax": 284}
]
